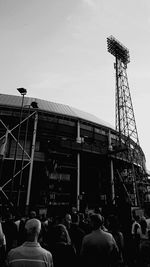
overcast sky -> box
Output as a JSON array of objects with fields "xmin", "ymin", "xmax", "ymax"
[{"xmin": 1, "ymin": 0, "xmax": 150, "ymax": 170}]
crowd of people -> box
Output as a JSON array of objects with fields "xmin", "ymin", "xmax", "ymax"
[{"xmin": 0, "ymin": 207, "xmax": 150, "ymax": 267}]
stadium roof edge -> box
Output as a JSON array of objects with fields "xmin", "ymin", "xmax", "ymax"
[{"xmin": 0, "ymin": 93, "xmax": 115, "ymax": 130}]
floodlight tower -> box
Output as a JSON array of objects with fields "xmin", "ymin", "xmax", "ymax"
[{"xmin": 107, "ymin": 36, "xmax": 145, "ymax": 207}]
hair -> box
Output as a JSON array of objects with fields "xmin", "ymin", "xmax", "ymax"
[
  {"xmin": 52, "ymin": 224, "xmax": 71, "ymax": 244},
  {"xmin": 71, "ymin": 213, "xmax": 79, "ymax": 223},
  {"xmin": 89, "ymin": 213, "xmax": 103, "ymax": 230},
  {"xmin": 107, "ymin": 214, "xmax": 120, "ymax": 232},
  {"xmin": 29, "ymin": 210, "xmax": 37, "ymax": 219},
  {"xmin": 25, "ymin": 219, "xmax": 41, "ymax": 235}
]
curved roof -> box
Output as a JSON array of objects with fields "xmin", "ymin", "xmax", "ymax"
[{"xmin": 0, "ymin": 94, "xmax": 114, "ymax": 130}]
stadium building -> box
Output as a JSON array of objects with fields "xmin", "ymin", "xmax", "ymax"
[{"xmin": 0, "ymin": 94, "xmax": 147, "ymax": 217}]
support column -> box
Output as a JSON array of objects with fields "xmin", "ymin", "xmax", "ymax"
[
  {"xmin": 77, "ymin": 152, "xmax": 80, "ymax": 212},
  {"xmin": 77, "ymin": 120, "xmax": 81, "ymax": 212},
  {"xmin": 108, "ymin": 130, "xmax": 115, "ymax": 205},
  {"xmin": 110, "ymin": 159, "xmax": 115, "ymax": 205},
  {"xmin": 132, "ymin": 164, "xmax": 138, "ymax": 206}
]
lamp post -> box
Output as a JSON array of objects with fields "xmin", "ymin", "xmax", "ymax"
[
  {"xmin": 11, "ymin": 88, "xmax": 27, "ymax": 200},
  {"xmin": 17, "ymin": 101, "xmax": 38, "ymax": 208},
  {"xmin": 25, "ymin": 102, "xmax": 38, "ymax": 215}
]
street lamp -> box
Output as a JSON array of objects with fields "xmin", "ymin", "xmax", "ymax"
[
  {"xmin": 17, "ymin": 87, "xmax": 27, "ymax": 96},
  {"xmin": 17, "ymin": 101, "xmax": 39, "ymax": 208},
  {"xmin": 11, "ymin": 88, "xmax": 27, "ymax": 201},
  {"xmin": 25, "ymin": 102, "xmax": 39, "ymax": 215}
]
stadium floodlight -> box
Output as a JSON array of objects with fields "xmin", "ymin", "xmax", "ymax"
[{"xmin": 107, "ymin": 35, "xmax": 130, "ymax": 65}]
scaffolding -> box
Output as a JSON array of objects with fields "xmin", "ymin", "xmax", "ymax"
[{"xmin": 0, "ymin": 99, "xmax": 38, "ymax": 215}]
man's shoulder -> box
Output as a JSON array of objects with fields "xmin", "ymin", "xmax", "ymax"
[
  {"xmin": 8, "ymin": 243, "xmax": 53, "ymax": 261},
  {"xmin": 84, "ymin": 229, "xmax": 113, "ymax": 239},
  {"xmin": 38, "ymin": 245, "xmax": 52, "ymax": 256},
  {"xmin": 8, "ymin": 244, "xmax": 24, "ymax": 257},
  {"xmin": 7, "ymin": 246, "xmax": 22, "ymax": 267},
  {"xmin": 101, "ymin": 229, "xmax": 116, "ymax": 241}
]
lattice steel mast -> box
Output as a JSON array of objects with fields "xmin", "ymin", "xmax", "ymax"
[{"xmin": 107, "ymin": 35, "xmax": 145, "ymax": 206}]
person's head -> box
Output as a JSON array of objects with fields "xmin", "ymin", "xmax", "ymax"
[
  {"xmin": 79, "ymin": 213, "xmax": 85, "ymax": 222},
  {"xmin": 29, "ymin": 210, "xmax": 37, "ymax": 219},
  {"xmin": 132, "ymin": 210, "xmax": 140, "ymax": 222},
  {"xmin": 107, "ymin": 214, "xmax": 120, "ymax": 232},
  {"xmin": 71, "ymin": 213, "xmax": 79, "ymax": 224},
  {"xmin": 25, "ymin": 218, "xmax": 41, "ymax": 242},
  {"xmin": 71, "ymin": 207, "xmax": 77, "ymax": 214},
  {"xmin": 63, "ymin": 213, "xmax": 72, "ymax": 229},
  {"xmin": 89, "ymin": 213, "xmax": 103, "ymax": 230},
  {"xmin": 53, "ymin": 224, "xmax": 70, "ymax": 244},
  {"xmin": 5, "ymin": 211, "xmax": 13, "ymax": 221}
]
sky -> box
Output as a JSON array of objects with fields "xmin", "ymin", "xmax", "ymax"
[{"xmin": 0, "ymin": 0, "xmax": 150, "ymax": 170}]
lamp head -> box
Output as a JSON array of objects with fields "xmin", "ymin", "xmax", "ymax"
[{"xmin": 17, "ymin": 88, "xmax": 27, "ymax": 96}]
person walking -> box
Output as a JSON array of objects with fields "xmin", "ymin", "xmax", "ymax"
[
  {"xmin": 80, "ymin": 213, "xmax": 120, "ymax": 267},
  {"xmin": 2, "ymin": 212, "xmax": 18, "ymax": 253},
  {"xmin": 6, "ymin": 218, "xmax": 53, "ymax": 267},
  {"xmin": 69, "ymin": 212, "xmax": 85, "ymax": 256},
  {"xmin": 138, "ymin": 229, "xmax": 150, "ymax": 267},
  {"xmin": 0, "ymin": 220, "xmax": 6, "ymax": 267},
  {"xmin": 107, "ymin": 214, "xmax": 125, "ymax": 266},
  {"xmin": 50, "ymin": 223, "xmax": 77, "ymax": 267}
]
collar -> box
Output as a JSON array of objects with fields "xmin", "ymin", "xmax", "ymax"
[{"xmin": 22, "ymin": 241, "xmax": 41, "ymax": 247}]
